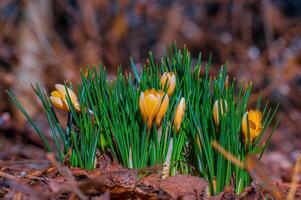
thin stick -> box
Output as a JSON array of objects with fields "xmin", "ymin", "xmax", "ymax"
[
  {"xmin": 287, "ymin": 155, "xmax": 301, "ymax": 200},
  {"xmin": 211, "ymin": 140, "xmax": 244, "ymax": 169}
]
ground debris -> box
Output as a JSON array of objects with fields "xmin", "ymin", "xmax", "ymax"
[{"xmin": 0, "ymin": 149, "xmax": 209, "ymax": 199}]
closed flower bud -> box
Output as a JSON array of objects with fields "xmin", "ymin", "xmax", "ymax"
[
  {"xmin": 225, "ymin": 75, "xmax": 229, "ymax": 89},
  {"xmin": 160, "ymin": 72, "xmax": 176, "ymax": 96},
  {"xmin": 242, "ymin": 109, "xmax": 262, "ymax": 144},
  {"xmin": 213, "ymin": 99, "xmax": 228, "ymax": 126},
  {"xmin": 244, "ymin": 80, "xmax": 253, "ymax": 91},
  {"xmin": 174, "ymin": 97, "xmax": 186, "ymax": 132},
  {"xmin": 50, "ymin": 84, "xmax": 80, "ymax": 112},
  {"xmin": 155, "ymin": 91, "xmax": 169, "ymax": 127}
]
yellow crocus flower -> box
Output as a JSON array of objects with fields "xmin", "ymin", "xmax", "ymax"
[
  {"xmin": 50, "ymin": 84, "xmax": 80, "ymax": 112},
  {"xmin": 155, "ymin": 91, "xmax": 169, "ymax": 127},
  {"xmin": 174, "ymin": 97, "xmax": 186, "ymax": 132},
  {"xmin": 242, "ymin": 109, "xmax": 262, "ymax": 144},
  {"xmin": 160, "ymin": 72, "xmax": 176, "ymax": 96},
  {"xmin": 139, "ymin": 89, "xmax": 161, "ymax": 128},
  {"xmin": 213, "ymin": 99, "xmax": 228, "ymax": 126}
]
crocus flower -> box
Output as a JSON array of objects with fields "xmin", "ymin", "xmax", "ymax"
[
  {"xmin": 242, "ymin": 109, "xmax": 262, "ymax": 144},
  {"xmin": 50, "ymin": 84, "xmax": 80, "ymax": 112},
  {"xmin": 155, "ymin": 91, "xmax": 169, "ymax": 127},
  {"xmin": 174, "ymin": 97, "xmax": 186, "ymax": 132},
  {"xmin": 160, "ymin": 72, "xmax": 176, "ymax": 96},
  {"xmin": 213, "ymin": 99, "xmax": 228, "ymax": 126},
  {"xmin": 139, "ymin": 89, "xmax": 161, "ymax": 128}
]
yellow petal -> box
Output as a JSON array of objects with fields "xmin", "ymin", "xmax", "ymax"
[
  {"xmin": 242, "ymin": 109, "xmax": 262, "ymax": 144},
  {"xmin": 139, "ymin": 92, "xmax": 147, "ymax": 121},
  {"xmin": 144, "ymin": 88, "xmax": 157, "ymax": 96},
  {"xmin": 213, "ymin": 101, "xmax": 219, "ymax": 126},
  {"xmin": 167, "ymin": 73, "xmax": 176, "ymax": 96},
  {"xmin": 174, "ymin": 97, "xmax": 186, "ymax": 132},
  {"xmin": 224, "ymin": 75, "xmax": 229, "ymax": 89},
  {"xmin": 74, "ymin": 103, "xmax": 80, "ymax": 112},
  {"xmin": 248, "ymin": 110, "xmax": 262, "ymax": 126},
  {"xmin": 51, "ymin": 90, "xmax": 61, "ymax": 98},
  {"xmin": 155, "ymin": 92, "xmax": 169, "ymax": 126},
  {"xmin": 145, "ymin": 93, "xmax": 161, "ymax": 120},
  {"xmin": 55, "ymin": 84, "xmax": 67, "ymax": 97},
  {"xmin": 242, "ymin": 111, "xmax": 249, "ymax": 140},
  {"xmin": 140, "ymin": 89, "xmax": 167, "ymax": 128},
  {"xmin": 50, "ymin": 96, "xmax": 67, "ymax": 111},
  {"xmin": 160, "ymin": 73, "xmax": 168, "ymax": 88},
  {"xmin": 213, "ymin": 99, "xmax": 227, "ymax": 126}
]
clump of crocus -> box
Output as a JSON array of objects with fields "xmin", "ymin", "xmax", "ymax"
[
  {"xmin": 242, "ymin": 109, "xmax": 262, "ymax": 144},
  {"xmin": 50, "ymin": 84, "xmax": 80, "ymax": 112},
  {"xmin": 174, "ymin": 97, "xmax": 186, "ymax": 132},
  {"xmin": 139, "ymin": 89, "xmax": 169, "ymax": 128},
  {"xmin": 213, "ymin": 99, "xmax": 228, "ymax": 126},
  {"xmin": 160, "ymin": 72, "xmax": 176, "ymax": 96}
]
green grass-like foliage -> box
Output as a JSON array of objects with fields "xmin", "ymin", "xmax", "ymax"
[{"xmin": 7, "ymin": 44, "xmax": 278, "ymax": 195}]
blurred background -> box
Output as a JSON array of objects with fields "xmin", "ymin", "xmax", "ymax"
[{"xmin": 0, "ymin": 0, "xmax": 301, "ymax": 181}]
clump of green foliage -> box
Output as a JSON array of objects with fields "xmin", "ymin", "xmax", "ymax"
[{"xmin": 8, "ymin": 44, "xmax": 278, "ymax": 195}]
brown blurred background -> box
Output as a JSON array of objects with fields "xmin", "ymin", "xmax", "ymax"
[{"xmin": 0, "ymin": 0, "xmax": 301, "ymax": 179}]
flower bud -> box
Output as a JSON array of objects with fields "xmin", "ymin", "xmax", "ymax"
[
  {"xmin": 213, "ymin": 99, "xmax": 227, "ymax": 126},
  {"xmin": 160, "ymin": 72, "xmax": 176, "ymax": 96},
  {"xmin": 155, "ymin": 91, "xmax": 169, "ymax": 127},
  {"xmin": 174, "ymin": 97, "xmax": 186, "ymax": 132},
  {"xmin": 225, "ymin": 75, "xmax": 229, "ymax": 89}
]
